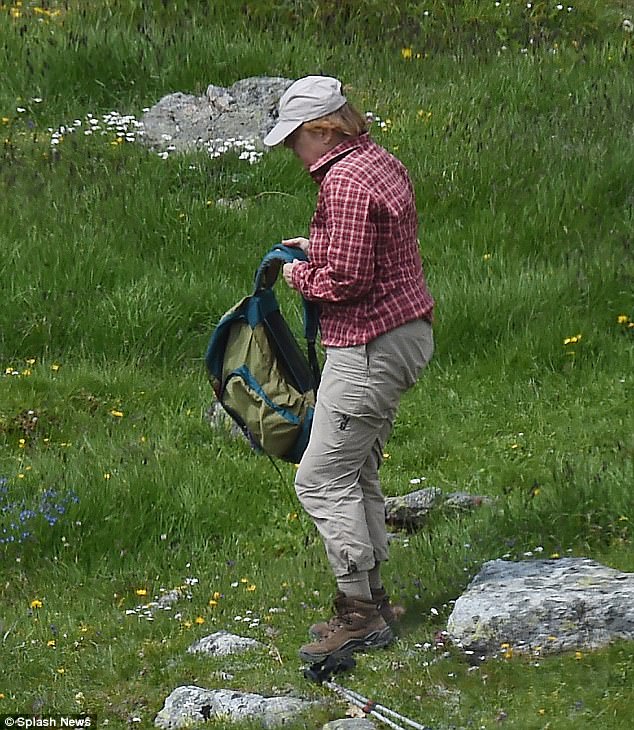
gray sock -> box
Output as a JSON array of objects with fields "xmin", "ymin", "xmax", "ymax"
[
  {"xmin": 336, "ymin": 570, "xmax": 372, "ymax": 601},
  {"xmin": 368, "ymin": 563, "xmax": 382, "ymax": 592}
]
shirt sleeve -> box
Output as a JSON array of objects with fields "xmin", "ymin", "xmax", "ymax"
[{"xmin": 291, "ymin": 176, "xmax": 377, "ymax": 303}]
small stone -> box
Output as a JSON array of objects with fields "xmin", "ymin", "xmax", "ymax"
[
  {"xmin": 154, "ymin": 686, "xmax": 313, "ymax": 729},
  {"xmin": 322, "ymin": 719, "xmax": 377, "ymax": 729},
  {"xmin": 187, "ymin": 630, "xmax": 261, "ymax": 657}
]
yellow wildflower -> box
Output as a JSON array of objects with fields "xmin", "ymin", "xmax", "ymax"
[
  {"xmin": 110, "ymin": 409, "xmax": 124, "ymax": 418},
  {"xmin": 194, "ymin": 616, "xmax": 205, "ymax": 625},
  {"xmin": 57, "ymin": 667, "xmax": 65, "ymax": 674},
  {"xmin": 208, "ymin": 599, "xmax": 218, "ymax": 607},
  {"xmin": 135, "ymin": 588, "xmax": 148, "ymax": 596},
  {"xmin": 47, "ymin": 640, "xmax": 56, "ymax": 647},
  {"xmin": 617, "ymin": 314, "xmax": 629, "ymax": 324},
  {"xmin": 34, "ymin": 7, "xmax": 62, "ymax": 17},
  {"xmin": 401, "ymin": 48, "xmax": 413, "ymax": 60},
  {"xmin": 247, "ymin": 584, "xmax": 256, "ymax": 592},
  {"xmin": 51, "ymin": 363, "xmax": 61, "ymax": 371},
  {"xmin": 30, "ymin": 599, "xmax": 43, "ymax": 609}
]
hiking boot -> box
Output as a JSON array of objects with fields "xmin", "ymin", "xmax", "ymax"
[
  {"xmin": 299, "ymin": 594, "xmax": 394, "ymax": 663},
  {"xmin": 309, "ymin": 588, "xmax": 404, "ymax": 640}
]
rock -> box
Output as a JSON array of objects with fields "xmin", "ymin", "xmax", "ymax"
[
  {"xmin": 154, "ymin": 686, "xmax": 312, "ymax": 729},
  {"xmin": 156, "ymin": 589, "xmax": 183, "ymax": 609},
  {"xmin": 384, "ymin": 488, "xmax": 442, "ymax": 530},
  {"xmin": 447, "ymin": 558, "xmax": 634, "ymax": 657},
  {"xmin": 385, "ymin": 487, "xmax": 493, "ymax": 530},
  {"xmin": 215, "ymin": 197, "xmax": 247, "ymax": 210},
  {"xmin": 141, "ymin": 76, "xmax": 292, "ymax": 155},
  {"xmin": 187, "ymin": 630, "xmax": 261, "ymax": 656},
  {"xmin": 323, "ymin": 720, "xmax": 376, "ymax": 729},
  {"xmin": 205, "ymin": 399, "xmax": 248, "ymax": 442},
  {"xmin": 444, "ymin": 491, "xmax": 493, "ymax": 510}
]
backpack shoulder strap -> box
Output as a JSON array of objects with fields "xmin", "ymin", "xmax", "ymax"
[
  {"xmin": 254, "ymin": 243, "xmax": 307, "ymax": 291},
  {"xmin": 254, "ymin": 244, "xmax": 320, "ymax": 389}
]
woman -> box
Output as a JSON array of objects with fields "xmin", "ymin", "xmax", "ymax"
[{"xmin": 264, "ymin": 76, "xmax": 435, "ymax": 663}]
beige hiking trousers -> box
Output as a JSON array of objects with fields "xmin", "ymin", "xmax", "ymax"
[{"xmin": 295, "ymin": 317, "xmax": 434, "ymax": 577}]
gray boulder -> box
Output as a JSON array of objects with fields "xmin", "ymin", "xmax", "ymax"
[
  {"xmin": 447, "ymin": 558, "xmax": 634, "ymax": 656},
  {"xmin": 385, "ymin": 487, "xmax": 492, "ymax": 530},
  {"xmin": 141, "ymin": 76, "xmax": 292, "ymax": 155},
  {"xmin": 188, "ymin": 630, "xmax": 261, "ymax": 657},
  {"xmin": 155, "ymin": 686, "xmax": 312, "ymax": 729}
]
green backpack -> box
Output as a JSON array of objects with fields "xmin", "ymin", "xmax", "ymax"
[{"xmin": 205, "ymin": 244, "xmax": 320, "ymax": 463}]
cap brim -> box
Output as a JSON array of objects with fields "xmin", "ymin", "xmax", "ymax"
[{"xmin": 263, "ymin": 119, "xmax": 303, "ymax": 147}]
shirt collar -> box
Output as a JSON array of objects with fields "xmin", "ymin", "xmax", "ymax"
[{"xmin": 309, "ymin": 132, "xmax": 372, "ymax": 183}]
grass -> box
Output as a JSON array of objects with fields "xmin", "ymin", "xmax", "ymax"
[{"xmin": 1, "ymin": 1, "xmax": 633, "ymax": 727}]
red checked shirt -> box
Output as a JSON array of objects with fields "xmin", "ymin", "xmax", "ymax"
[{"xmin": 290, "ymin": 133, "xmax": 434, "ymax": 347}]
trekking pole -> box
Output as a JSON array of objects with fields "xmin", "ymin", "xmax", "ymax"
[
  {"xmin": 322, "ymin": 678, "xmax": 409, "ymax": 730},
  {"xmin": 326, "ymin": 680, "xmax": 432, "ymax": 730},
  {"xmin": 304, "ymin": 654, "xmax": 433, "ymax": 730}
]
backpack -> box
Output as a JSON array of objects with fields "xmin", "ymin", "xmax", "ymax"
[{"xmin": 205, "ymin": 244, "xmax": 320, "ymax": 464}]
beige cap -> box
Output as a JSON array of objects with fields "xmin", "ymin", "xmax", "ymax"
[{"xmin": 263, "ymin": 75, "xmax": 347, "ymax": 147}]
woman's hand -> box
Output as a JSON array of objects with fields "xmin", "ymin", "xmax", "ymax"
[
  {"xmin": 282, "ymin": 236, "xmax": 309, "ymax": 255},
  {"xmin": 282, "ymin": 261, "xmax": 298, "ymax": 288}
]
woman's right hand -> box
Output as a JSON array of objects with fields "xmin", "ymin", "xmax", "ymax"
[{"xmin": 282, "ymin": 237, "xmax": 309, "ymax": 255}]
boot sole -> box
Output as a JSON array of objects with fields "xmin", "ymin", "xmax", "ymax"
[{"xmin": 299, "ymin": 626, "xmax": 394, "ymax": 664}]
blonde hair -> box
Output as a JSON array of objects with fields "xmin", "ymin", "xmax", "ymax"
[{"xmin": 303, "ymin": 102, "xmax": 368, "ymax": 138}]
